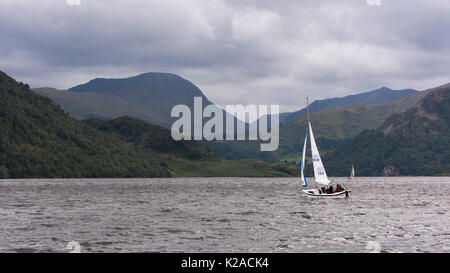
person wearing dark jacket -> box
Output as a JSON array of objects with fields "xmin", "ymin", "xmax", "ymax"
[
  {"xmin": 336, "ymin": 184, "xmax": 344, "ymax": 192},
  {"xmin": 327, "ymin": 185, "xmax": 334, "ymax": 193}
]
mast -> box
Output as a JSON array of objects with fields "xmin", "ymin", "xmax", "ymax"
[
  {"xmin": 300, "ymin": 127, "xmax": 308, "ymax": 188},
  {"xmin": 306, "ymin": 96, "xmax": 310, "ymax": 123},
  {"xmin": 307, "ymin": 96, "xmax": 330, "ymax": 186},
  {"xmin": 301, "ymin": 97, "xmax": 310, "ymax": 188}
]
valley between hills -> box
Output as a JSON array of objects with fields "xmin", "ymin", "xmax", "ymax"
[{"xmin": 0, "ymin": 70, "xmax": 447, "ymax": 178}]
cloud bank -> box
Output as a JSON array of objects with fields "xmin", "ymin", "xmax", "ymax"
[{"xmin": 1, "ymin": 0, "xmax": 449, "ymax": 111}]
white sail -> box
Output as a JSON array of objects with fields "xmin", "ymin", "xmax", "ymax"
[
  {"xmin": 350, "ymin": 164, "xmax": 355, "ymax": 179},
  {"xmin": 308, "ymin": 122, "xmax": 330, "ymax": 185},
  {"xmin": 300, "ymin": 129, "xmax": 308, "ymax": 187}
]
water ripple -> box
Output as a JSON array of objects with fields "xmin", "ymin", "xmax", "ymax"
[{"xmin": 0, "ymin": 177, "xmax": 448, "ymax": 252}]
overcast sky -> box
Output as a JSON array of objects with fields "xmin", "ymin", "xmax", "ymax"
[{"xmin": 1, "ymin": 0, "xmax": 449, "ymax": 112}]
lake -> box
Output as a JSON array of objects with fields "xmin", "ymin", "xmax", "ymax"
[{"xmin": 0, "ymin": 177, "xmax": 449, "ymax": 253}]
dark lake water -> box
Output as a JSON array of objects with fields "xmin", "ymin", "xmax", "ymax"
[{"xmin": 0, "ymin": 177, "xmax": 449, "ymax": 253}]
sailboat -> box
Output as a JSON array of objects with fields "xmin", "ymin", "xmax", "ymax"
[
  {"xmin": 300, "ymin": 97, "xmax": 350, "ymax": 198},
  {"xmin": 348, "ymin": 164, "xmax": 355, "ymax": 180}
]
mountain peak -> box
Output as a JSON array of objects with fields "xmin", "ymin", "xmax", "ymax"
[
  {"xmin": 324, "ymin": 84, "xmax": 449, "ymax": 176},
  {"xmin": 41, "ymin": 72, "xmax": 215, "ymax": 127},
  {"xmin": 381, "ymin": 84, "xmax": 449, "ymax": 135},
  {"xmin": 137, "ymin": 72, "xmax": 180, "ymax": 78},
  {"xmin": 69, "ymin": 72, "xmax": 206, "ymax": 98},
  {"xmin": 278, "ymin": 86, "xmax": 418, "ymax": 124},
  {"xmin": 376, "ymin": 86, "xmax": 392, "ymax": 91}
]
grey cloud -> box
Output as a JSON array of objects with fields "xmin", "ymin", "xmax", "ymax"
[{"xmin": 0, "ymin": 0, "xmax": 449, "ymax": 111}]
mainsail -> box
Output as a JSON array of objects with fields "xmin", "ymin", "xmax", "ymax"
[
  {"xmin": 308, "ymin": 122, "xmax": 330, "ymax": 185},
  {"xmin": 300, "ymin": 128, "xmax": 308, "ymax": 187}
]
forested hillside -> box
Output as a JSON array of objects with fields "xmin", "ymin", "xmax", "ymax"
[
  {"xmin": 0, "ymin": 71, "xmax": 295, "ymax": 178},
  {"xmin": 0, "ymin": 71, "xmax": 169, "ymax": 178},
  {"xmin": 323, "ymin": 84, "xmax": 450, "ymax": 176}
]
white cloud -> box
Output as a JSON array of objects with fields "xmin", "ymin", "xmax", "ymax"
[{"xmin": 231, "ymin": 9, "xmax": 281, "ymax": 41}]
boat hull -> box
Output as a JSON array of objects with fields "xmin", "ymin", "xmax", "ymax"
[{"xmin": 302, "ymin": 189, "xmax": 350, "ymax": 198}]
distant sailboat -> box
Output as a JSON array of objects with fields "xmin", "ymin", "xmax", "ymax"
[
  {"xmin": 300, "ymin": 97, "xmax": 350, "ymax": 198},
  {"xmin": 348, "ymin": 164, "xmax": 355, "ymax": 180}
]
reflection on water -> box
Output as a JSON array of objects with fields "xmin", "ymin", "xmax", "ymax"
[{"xmin": 0, "ymin": 177, "xmax": 449, "ymax": 253}]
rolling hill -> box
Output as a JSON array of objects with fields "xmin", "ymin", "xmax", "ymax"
[
  {"xmin": 34, "ymin": 73, "xmax": 214, "ymax": 128},
  {"xmin": 277, "ymin": 89, "xmax": 430, "ymax": 157},
  {"xmin": 32, "ymin": 73, "xmax": 421, "ymax": 162},
  {"xmin": 0, "ymin": 71, "xmax": 169, "ymax": 178},
  {"xmin": 277, "ymin": 87, "xmax": 418, "ymax": 125},
  {"xmin": 202, "ymin": 89, "xmax": 430, "ymax": 162},
  {"xmin": 0, "ymin": 71, "xmax": 296, "ymax": 178},
  {"xmin": 69, "ymin": 72, "xmax": 213, "ymax": 128},
  {"xmin": 323, "ymin": 84, "xmax": 450, "ymax": 176},
  {"xmin": 33, "ymin": 74, "xmax": 418, "ymax": 134},
  {"xmin": 83, "ymin": 116, "xmax": 220, "ymax": 161},
  {"xmin": 33, "ymin": 72, "xmax": 245, "ymax": 138},
  {"xmin": 83, "ymin": 117, "xmax": 296, "ymax": 177},
  {"xmin": 33, "ymin": 87, "xmax": 167, "ymax": 125}
]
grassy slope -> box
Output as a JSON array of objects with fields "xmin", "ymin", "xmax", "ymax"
[
  {"xmin": 83, "ymin": 117, "xmax": 297, "ymax": 178},
  {"xmin": 323, "ymin": 85, "xmax": 449, "ymax": 176},
  {"xmin": 0, "ymin": 72, "xmax": 170, "ymax": 178},
  {"xmin": 1, "ymin": 71, "xmax": 295, "ymax": 178},
  {"xmin": 68, "ymin": 72, "xmax": 213, "ymax": 128},
  {"xmin": 33, "ymin": 87, "xmax": 170, "ymax": 126},
  {"xmin": 202, "ymin": 90, "xmax": 430, "ymax": 162},
  {"xmin": 166, "ymin": 159, "xmax": 297, "ymax": 177},
  {"xmin": 278, "ymin": 90, "xmax": 429, "ymax": 157},
  {"xmin": 278, "ymin": 87, "xmax": 418, "ymax": 124},
  {"xmin": 32, "ymin": 75, "xmax": 421, "ymax": 162}
]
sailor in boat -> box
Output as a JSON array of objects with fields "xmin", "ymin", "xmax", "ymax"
[
  {"xmin": 335, "ymin": 184, "xmax": 345, "ymax": 192},
  {"xmin": 319, "ymin": 184, "xmax": 347, "ymax": 194},
  {"xmin": 328, "ymin": 185, "xmax": 334, "ymax": 193},
  {"xmin": 337, "ymin": 184, "xmax": 349, "ymax": 198}
]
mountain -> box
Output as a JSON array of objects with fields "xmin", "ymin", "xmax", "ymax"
[
  {"xmin": 0, "ymin": 70, "xmax": 295, "ymax": 178},
  {"xmin": 277, "ymin": 87, "xmax": 418, "ymax": 124},
  {"xmin": 31, "ymin": 73, "xmax": 423, "ymax": 163},
  {"xmin": 198, "ymin": 86, "xmax": 422, "ymax": 161},
  {"xmin": 83, "ymin": 116, "xmax": 219, "ymax": 161},
  {"xmin": 83, "ymin": 117, "xmax": 296, "ymax": 177},
  {"xmin": 33, "ymin": 87, "xmax": 165, "ymax": 124},
  {"xmin": 33, "ymin": 72, "xmax": 244, "ymax": 137},
  {"xmin": 277, "ymin": 89, "xmax": 430, "ymax": 157},
  {"xmin": 34, "ymin": 75, "xmax": 416, "ymax": 131},
  {"xmin": 323, "ymin": 84, "xmax": 450, "ymax": 176},
  {"xmin": 0, "ymin": 71, "xmax": 169, "ymax": 178},
  {"xmin": 203, "ymin": 89, "xmax": 429, "ymax": 162},
  {"xmin": 34, "ymin": 73, "xmax": 216, "ymax": 128},
  {"xmin": 68, "ymin": 72, "xmax": 213, "ymax": 128}
]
